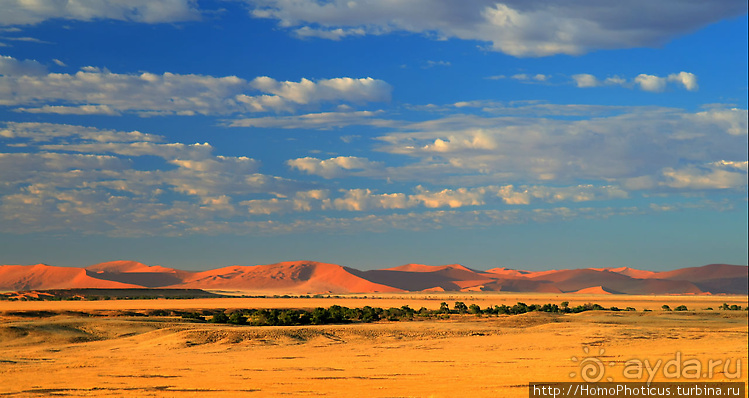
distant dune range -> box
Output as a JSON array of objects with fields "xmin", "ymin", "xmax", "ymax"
[{"xmin": 0, "ymin": 260, "xmax": 746, "ymax": 295}]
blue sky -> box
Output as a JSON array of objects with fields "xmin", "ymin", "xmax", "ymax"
[{"xmin": 0, "ymin": 0, "xmax": 747, "ymax": 271}]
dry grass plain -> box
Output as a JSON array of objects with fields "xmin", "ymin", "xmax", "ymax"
[{"xmin": 1, "ymin": 293, "xmax": 747, "ymax": 397}]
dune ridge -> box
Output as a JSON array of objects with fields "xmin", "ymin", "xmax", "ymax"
[{"xmin": 1, "ymin": 262, "xmax": 746, "ymax": 295}]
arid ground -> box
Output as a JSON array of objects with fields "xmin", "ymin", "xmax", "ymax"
[{"xmin": 1, "ymin": 294, "xmax": 747, "ymax": 397}]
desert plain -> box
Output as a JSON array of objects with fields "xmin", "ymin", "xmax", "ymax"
[{"xmin": 0, "ymin": 293, "xmax": 747, "ymax": 398}]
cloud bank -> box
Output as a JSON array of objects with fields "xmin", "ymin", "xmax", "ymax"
[
  {"xmin": 247, "ymin": 0, "xmax": 747, "ymax": 56},
  {"xmin": 373, "ymin": 107, "xmax": 747, "ymax": 188},
  {"xmin": 0, "ymin": 55, "xmax": 392, "ymax": 116},
  {"xmin": 0, "ymin": 0, "xmax": 201, "ymax": 26}
]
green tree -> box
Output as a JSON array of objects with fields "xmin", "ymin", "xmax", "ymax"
[
  {"xmin": 211, "ymin": 312, "xmax": 229, "ymax": 323},
  {"xmin": 361, "ymin": 306, "xmax": 380, "ymax": 323},
  {"xmin": 511, "ymin": 302, "xmax": 529, "ymax": 314},
  {"xmin": 327, "ymin": 305, "xmax": 347, "ymax": 323},
  {"xmin": 277, "ymin": 310, "xmax": 297, "ymax": 326},
  {"xmin": 401, "ymin": 305, "xmax": 414, "ymax": 315},
  {"xmin": 385, "ymin": 307, "xmax": 403, "ymax": 321},
  {"xmin": 228, "ymin": 312, "xmax": 246, "ymax": 324},
  {"xmin": 495, "ymin": 304, "xmax": 510, "ymax": 315},
  {"xmin": 311, "ymin": 307, "xmax": 330, "ymax": 325},
  {"xmin": 181, "ymin": 312, "xmax": 204, "ymax": 321}
]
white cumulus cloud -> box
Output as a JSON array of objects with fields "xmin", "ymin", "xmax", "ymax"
[
  {"xmin": 634, "ymin": 74, "xmax": 668, "ymax": 92},
  {"xmin": 572, "ymin": 74, "xmax": 600, "ymax": 88},
  {"xmin": 0, "ymin": 54, "xmax": 47, "ymax": 76},
  {"xmin": 294, "ymin": 26, "xmax": 366, "ymax": 40},
  {"xmin": 661, "ymin": 163, "xmax": 747, "ymax": 190},
  {"xmin": 287, "ymin": 156, "xmax": 382, "ymax": 178},
  {"xmin": 573, "ymin": 72, "xmax": 697, "ymax": 92},
  {"xmin": 329, "ymin": 189, "xmax": 409, "ymax": 211},
  {"xmin": 249, "ymin": 76, "xmax": 392, "ymax": 106},
  {"xmin": 668, "ymin": 72, "xmax": 699, "ymax": 91}
]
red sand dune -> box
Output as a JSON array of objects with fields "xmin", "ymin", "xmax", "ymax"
[
  {"xmin": 479, "ymin": 279, "xmax": 562, "ymax": 293},
  {"xmin": 86, "ymin": 260, "xmax": 178, "ymax": 274},
  {"xmin": 352, "ymin": 264, "xmax": 497, "ymax": 291},
  {"xmin": 594, "ymin": 267, "xmax": 658, "ymax": 279},
  {"xmin": 453, "ymin": 279, "xmax": 499, "ymax": 289},
  {"xmin": 384, "ymin": 263, "xmax": 477, "ymax": 273},
  {"xmin": 1, "ymin": 261, "xmax": 746, "ymax": 295},
  {"xmin": 484, "ymin": 267, "xmax": 533, "ymax": 279},
  {"xmin": 85, "ymin": 261, "xmax": 192, "ymax": 288},
  {"xmin": 173, "ymin": 261, "xmax": 402, "ymax": 294},
  {"xmin": 573, "ymin": 286, "xmax": 616, "ymax": 294},
  {"xmin": 646, "ymin": 264, "xmax": 749, "ymax": 295},
  {"xmin": 648, "ymin": 264, "xmax": 748, "ymax": 281},
  {"xmin": 528, "ymin": 268, "xmax": 704, "ymax": 294},
  {"xmin": 0, "ymin": 264, "xmax": 138, "ymax": 290},
  {"xmin": 521, "ymin": 269, "xmax": 561, "ymax": 279}
]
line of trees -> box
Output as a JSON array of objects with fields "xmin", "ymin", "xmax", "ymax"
[
  {"xmin": 178, "ymin": 301, "xmax": 640, "ymax": 326},
  {"xmin": 180, "ymin": 305, "xmax": 398, "ymax": 326}
]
